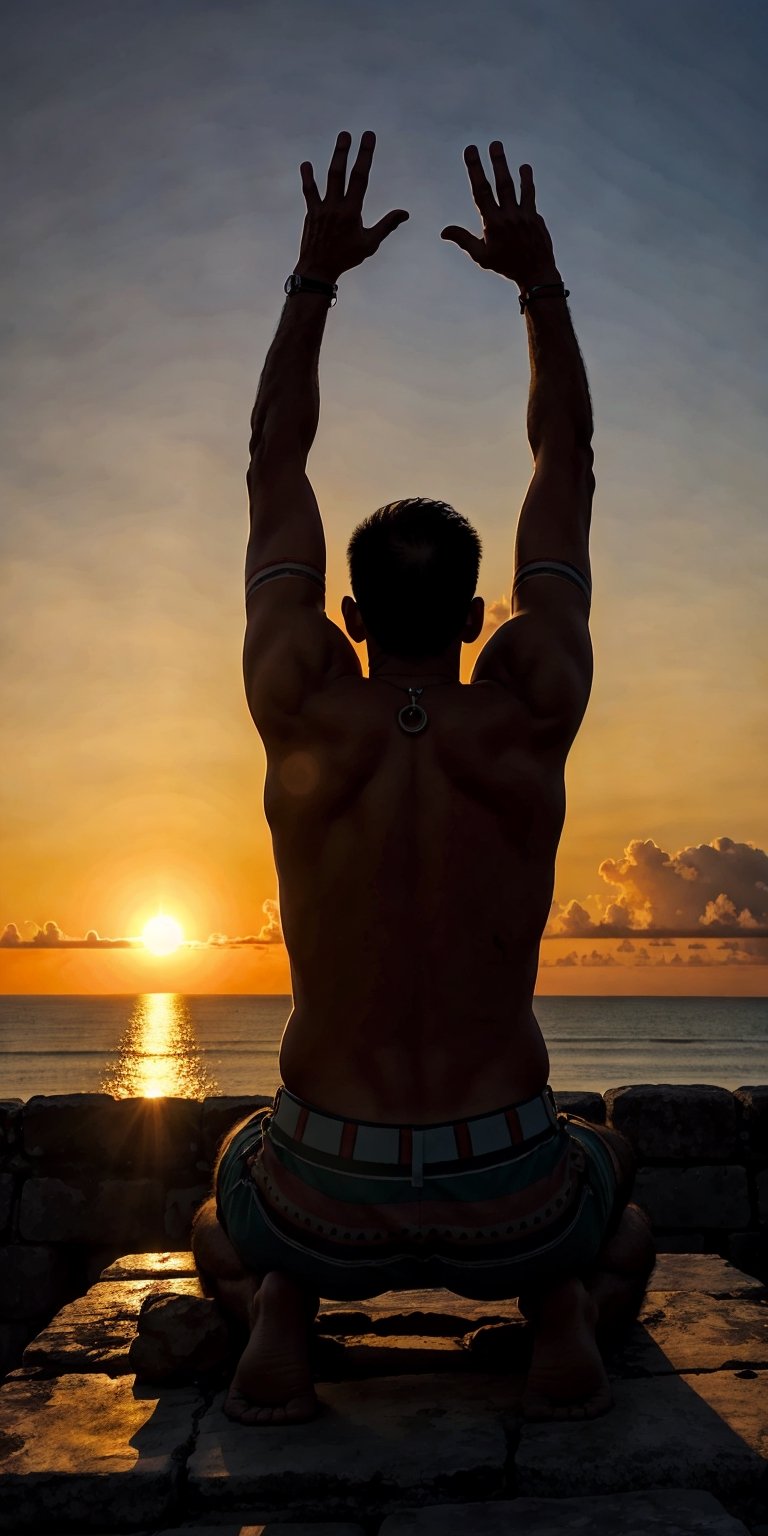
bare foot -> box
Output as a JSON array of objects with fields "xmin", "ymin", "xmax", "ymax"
[
  {"xmin": 224, "ymin": 1270, "xmax": 320, "ymax": 1426},
  {"xmin": 522, "ymin": 1277, "xmax": 613, "ymax": 1421}
]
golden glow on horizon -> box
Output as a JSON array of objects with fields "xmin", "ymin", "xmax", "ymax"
[
  {"xmin": 100, "ymin": 993, "xmax": 218, "ymax": 1098},
  {"xmin": 142, "ymin": 913, "xmax": 184, "ymax": 956}
]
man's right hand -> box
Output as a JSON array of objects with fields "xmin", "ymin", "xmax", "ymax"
[{"xmin": 441, "ymin": 142, "xmax": 560, "ymax": 291}]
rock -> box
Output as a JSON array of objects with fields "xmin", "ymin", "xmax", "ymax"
[
  {"xmin": 729, "ymin": 1231, "xmax": 768, "ymax": 1285},
  {"xmin": 313, "ymin": 1334, "xmax": 470, "ymax": 1379},
  {"xmin": 634, "ymin": 1166, "xmax": 750, "ymax": 1229},
  {"xmin": 174, "ymin": 1526, "xmax": 366, "ymax": 1535},
  {"xmin": 378, "ymin": 1490, "xmax": 753, "ymax": 1533},
  {"xmin": 187, "ymin": 1373, "xmax": 523, "ymax": 1520},
  {"xmin": 0, "ymin": 1174, "xmax": 15, "ymax": 1234},
  {"xmin": 201, "ymin": 1096, "xmax": 273, "ymax": 1162},
  {"xmin": 605, "ymin": 1085, "xmax": 741, "ymax": 1161},
  {"xmin": 0, "ymin": 1372, "xmax": 201, "ymax": 1532},
  {"xmin": 0, "ymin": 1100, "xmax": 22, "ymax": 1152},
  {"xmin": 515, "ymin": 1370, "xmax": 767, "ymax": 1499},
  {"xmin": 758, "ymin": 1167, "xmax": 768, "ymax": 1224},
  {"xmin": 129, "ymin": 1293, "xmax": 231, "ymax": 1383},
  {"xmin": 612, "ymin": 1290, "xmax": 768, "ymax": 1374},
  {"xmin": 553, "ymin": 1090, "xmax": 606, "ymax": 1124},
  {"xmin": 0, "ymin": 1322, "xmax": 33, "ymax": 1379},
  {"xmin": 164, "ymin": 1185, "xmax": 210, "ymax": 1246},
  {"xmin": 655, "ymin": 1232, "xmax": 706, "ymax": 1253},
  {"xmin": 19, "ymin": 1175, "xmax": 165, "ymax": 1245},
  {"xmin": 462, "ymin": 1322, "xmax": 531, "ymax": 1369},
  {"xmin": 648, "ymin": 1253, "xmax": 767, "ymax": 1297},
  {"xmin": 99, "ymin": 1250, "xmax": 199, "ymax": 1282},
  {"xmin": 22, "ymin": 1277, "xmax": 203, "ymax": 1375},
  {"xmin": 733, "ymin": 1086, "xmax": 768, "ymax": 1160},
  {"xmin": 316, "ymin": 1289, "xmax": 523, "ymax": 1336},
  {"xmin": 21, "ymin": 1093, "xmax": 202, "ymax": 1171},
  {"xmin": 0, "ymin": 1245, "xmax": 71, "ymax": 1320}
]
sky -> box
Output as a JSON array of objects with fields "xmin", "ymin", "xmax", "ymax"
[{"xmin": 2, "ymin": 0, "xmax": 767, "ymax": 996}]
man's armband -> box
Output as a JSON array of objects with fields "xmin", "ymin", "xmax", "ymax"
[
  {"xmin": 245, "ymin": 560, "xmax": 326, "ymax": 603},
  {"xmin": 512, "ymin": 559, "xmax": 592, "ymax": 605}
]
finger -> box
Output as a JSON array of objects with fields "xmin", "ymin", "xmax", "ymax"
[
  {"xmin": 489, "ymin": 141, "xmax": 519, "ymax": 207},
  {"xmin": 367, "ymin": 208, "xmax": 409, "ymax": 249},
  {"xmin": 519, "ymin": 162, "xmax": 537, "ymax": 214},
  {"xmin": 346, "ymin": 129, "xmax": 376, "ymax": 210},
  {"xmin": 440, "ymin": 224, "xmax": 486, "ymax": 263},
  {"xmin": 463, "ymin": 144, "xmax": 497, "ymax": 220},
  {"xmin": 300, "ymin": 160, "xmax": 322, "ymax": 213},
  {"xmin": 325, "ymin": 129, "xmax": 352, "ymax": 200}
]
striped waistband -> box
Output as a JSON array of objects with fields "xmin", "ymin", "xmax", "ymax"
[{"xmin": 268, "ymin": 1083, "xmax": 560, "ymax": 1170}]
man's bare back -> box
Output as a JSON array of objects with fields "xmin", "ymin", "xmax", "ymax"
[{"xmin": 265, "ymin": 668, "xmax": 566, "ymax": 1123}]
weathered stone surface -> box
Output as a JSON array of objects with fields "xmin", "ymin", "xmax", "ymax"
[
  {"xmin": 21, "ymin": 1093, "xmax": 202, "ymax": 1170},
  {"xmin": 515, "ymin": 1370, "xmax": 767, "ymax": 1499},
  {"xmin": 19, "ymin": 1175, "xmax": 165, "ymax": 1244},
  {"xmin": 0, "ymin": 1372, "xmax": 200, "ymax": 1532},
  {"xmin": 23, "ymin": 1277, "xmax": 203, "ymax": 1375},
  {"xmin": 734, "ymin": 1085, "xmax": 768, "ymax": 1160},
  {"xmin": 605, "ymin": 1085, "xmax": 741, "ymax": 1161},
  {"xmin": 0, "ymin": 1244, "xmax": 71, "ymax": 1320},
  {"xmin": 378, "ymin": 1490, "xmax": 752, "ymax": 1534},
  {"xmin": 649, "ymin": 1252, "xmax": 767, "ymax": 1296},
  {"xmin": 188, "ymin": 1373, "xmax": 524, "ymax": 1519},
  {"xmin": 165, "ymin": 1184, "xmax": 210, "ymax": 1245},
  {"xmin": 175, "ymin": 1526, "xmax": 366, "ymax": 1535},
  {"xmin": 729, "ymin": 1230, "xmax": 768, "ymax": 1285},
  {"xmin": 634, "ymin": 1166, "xmax": 750, "ymax": 1229},
  {"xmin": 129, "ymin": 1292, "xmax": 231, "ymax": 1383},
  {"xmin": 612, "ymin": 1290, "xmax": 768, "ymax": 1374},
  {"xmin": 313, "ymin": 1333, "xmax": 469, "ymax": 1379},
  {"xmin": 201, "ymin": 1096, "xmax": 272, "ymax": 1161},
  {"xmin": 317, "ymin": 1289, "xmax": 523, "ymax": 1336},
  {"xmin": 0, "ymin": 1173, "xmax": 15, "ymax": 1233},
  {"xmin": 100, "ymin": 1250, "xmax": 198, "ymax": 1281},
  {"xmin": 758, "ymin": 1167, "xmax": 768, "ymax": 1224},
  {"xmin": 553, "ymin": 1090, "xmax": 606, "ymax": 1124},
  {"xmin": 0, "ymin": 1099, "xmax": 23, "ymax": 1151}
]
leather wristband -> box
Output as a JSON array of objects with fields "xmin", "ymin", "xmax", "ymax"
[
  {"xmin": 519, "ymin": 280, "xmax": 570, "ymax": 314},
  {"xmin": 285, "ymin": 272, "xmax": 338, "ymax": 307}
]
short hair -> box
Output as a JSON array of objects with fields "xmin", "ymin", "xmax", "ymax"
[{"xmin": 346, "ymin": 497, "xmax": 482, "ymax": 659}]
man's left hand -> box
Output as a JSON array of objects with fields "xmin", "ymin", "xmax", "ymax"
[{"xmin": 296, "ymin": 130, "xmax": 409, "ymax": 284}]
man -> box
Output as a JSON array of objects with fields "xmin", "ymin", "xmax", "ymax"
[{"xmin": 192, "ymin": 130, "xmax": 656, "ymax": 1427}]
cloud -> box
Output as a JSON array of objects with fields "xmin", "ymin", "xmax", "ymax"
[
  {"xmin": 545, "ymin": 835, "xmax": 768, "ymax": 940},
  {"xmin": 1, "ymin": 918, "xmax": 134, "ymax": 948},
  {"xmin": 203, "ymin": 900, "xmax": 285, "ymax": 948}
]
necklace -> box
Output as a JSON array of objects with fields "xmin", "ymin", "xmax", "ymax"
[{"xmin": 373, "ymin": 675, "xmax": 457, "ymax": 734}]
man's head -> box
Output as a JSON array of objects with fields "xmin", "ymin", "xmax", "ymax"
[{"xmin": 342, "ymin": 497, "xmax": 484, "ymax": 664}]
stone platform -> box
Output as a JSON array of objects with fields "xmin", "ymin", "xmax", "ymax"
[{"xmin": 0, "ymin": 1252, "xmax": 766, "ymax": 1534}]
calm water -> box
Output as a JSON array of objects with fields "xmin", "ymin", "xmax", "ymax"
[{"xmin": 0, "ymin": 994, "xmax": 766, "ymax": 1101}]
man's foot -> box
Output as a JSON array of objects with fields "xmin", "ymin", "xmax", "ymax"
[
  {"xmin": 224, "ymin": 1270, "xmax": 320, "ymax": 1426},
  {"xmin": 521, "ymin": 1277, "xmax": 614, "ymax": 1421}
]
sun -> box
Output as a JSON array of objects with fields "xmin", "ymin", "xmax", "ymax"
[{"xmin": 141, "ymin": 913, "xmax": 185, "ymax": 956}]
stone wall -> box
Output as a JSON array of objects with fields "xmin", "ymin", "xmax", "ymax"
[{"xmin": 1, "ymin": 1085, "xmax": 766, "ymax": 1382}]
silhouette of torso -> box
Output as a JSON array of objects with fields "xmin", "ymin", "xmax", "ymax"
[{"xmin": 256, "ymin": 672, "xmax": 569, "ymax": 1124}]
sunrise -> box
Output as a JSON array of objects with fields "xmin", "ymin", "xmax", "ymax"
[{"xmin": 1, "ymin": 0, "xmax": 767, "ymax": 1503}]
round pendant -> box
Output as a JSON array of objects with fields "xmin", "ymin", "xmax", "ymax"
[{"xmin": 398, "ymin": 702, "xmax": 428, "ymax": 734}]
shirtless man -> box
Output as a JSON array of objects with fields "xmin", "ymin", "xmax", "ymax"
[{"xmin": 192, "ymin": 130, "xmax": 656, "ymax": 1426}]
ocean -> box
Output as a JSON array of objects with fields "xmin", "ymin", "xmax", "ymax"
[{"xmin": 0, "ymin": 994, "xmax": 766, "ymax": 1102}]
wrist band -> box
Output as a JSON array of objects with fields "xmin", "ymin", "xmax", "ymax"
[
  {"xmin": 285, "ymin": 273, "xmax": 338, "ymax": 306},
  {"xmin": 519, "ymin": 281, "xmax": 570, "ymax": 314}
]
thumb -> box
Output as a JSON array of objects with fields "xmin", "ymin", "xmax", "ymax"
[
  {"xmin": 441, "ymin": 225, "xmax": 484, "ymax": 260},
  {"xmin": 369, "ymin": 209, "xmax": 410, "ymax": 247}
]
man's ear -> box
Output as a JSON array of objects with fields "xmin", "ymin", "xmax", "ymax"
[
  {"xmin": 341, "ymin": 595, "xmax": 366, "ymax": 643},
  {"xmin": 463, "ymin": 595, "xmax": 485, "ymax": 643}
]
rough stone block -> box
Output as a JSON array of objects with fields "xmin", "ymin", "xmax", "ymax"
[
  {"xmin": 605, "ymin": 1085, "xmax": 741, "ymax": 1161},
  {"xmin": 634, "ymin": 1166, "xmax": 751, "ymax": 1229},
  {"xmin": 0, "ymin": 1099, "xmax": 22, "ymax": 1152},
  {"xmin": 188, "ymin": 1374, "xmax": 523, "ymax": 1520},
  {"xmin": 129, "ymin": 1292, "xmax": 231, "ymax": 1383},
  {"xmin": 734, "ymin": 1085, "xmax": 768, "ymax": 1160},
  {"xmin": 553, "ymin": 1090, "xmax": 606, "ymax": 1124},
  {"xmin": 0, "ymin": 1372, "xmax": 201, "ymax": 1532},
  {"xmin": 19, "ymin": 1175, "xmax": 165, "ymax": 1245},
  {"xmin": 201, "ymin": 1096, "xmax": 272, "ymax": 1162},
  {"xmin": 314, "ymin": 1334, "xmax": 470, "ymax": 1379},
  {"xmin": 613, "ymin": 1290, "xmax": 768, "ymax": 1374},
  {"xmin": 0, "ymin": 1244, "xmax": 71, "ymax": 1321},
  {"xmin": 23, "ymin": 1277, "xmax": 203, "ymax": 1375},
  {"xmin": 165, "ymin": 1185, "xmax": 210, "ymax": 1246},
  {"xmin": 729, "ymin": 1230, "xmax": 768, "ymax": 1285},
  {"xmin": 757, "ymin": 1167, "xmax": 768, "ymax": 1224},
  {"xmin": 378, "ymin": 1490, "xmax": 753, "ymax": 1534},
  {"xmin": 175, "ymin": 1527, "xmax": 366, "ymax": 1535},
  {"xmin": 316, "ymin": 1289, "xmax": 523, "ymax": 1336},
  {"xmin": 0, "ymin": 1173, "xmax": 15, "ymax": 1234},
  {"xmin": 99, "ymin": 1250, "xmax": 198, "ymax": 1282},
  {"xmin": 22, "ymin": 1093, "xmax": 202, "ymax": 1171},
  {"xmin": 0, "ymin": 1322, "xmax": 32, "ymax": 1379},
  {"xmin": 649, "ymin": 1252, "xmax": 767, "ymax": 1296},
  {"xmin": 515, "ymin": 1371, "xmax": 767, "ymax": 1500},
  {"xmin": 655, "ymin": 1232, "xmax": 706, "ymax": 1253}
]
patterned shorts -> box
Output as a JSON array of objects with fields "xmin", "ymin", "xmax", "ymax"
[{"xmin": 215, "ymin": 1084, "xmax": 624, "ymax": 1301}]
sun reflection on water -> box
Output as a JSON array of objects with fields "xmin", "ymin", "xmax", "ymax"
[{"xmin": 101, "ymin": 994, "xmax": 219, "ymax": 1099}]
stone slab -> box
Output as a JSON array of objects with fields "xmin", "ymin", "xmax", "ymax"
[
  {"xmin": 317, "ymin": 1289, "xmax": 523, "ymax": 1336},
  {"xmin": 23, "ymin": 1277, "xmax": 203, "ymax": 1375},
  {"xmin": 515, "ymin": 1370, "xmax": 767, "ymax": 1500},
  {"xmin": 616, "ymin": 1291, "xmax": 768, "ymax": 1375},
  {"xmin": 0, "ymin": 1243, "xmax": 71, "ymax": 1320},
  {"xmin": 734, "ymin": 1085, "xmax": 768, "ymax": 1159},
  {"xmin": 99, "ymin": 1250, "xmax": 199, "ymax": 1281},
  {"xmin": 648, "ymin": 1253, "xmax": 767, "ymax": 1297},
  {"xmin": 0, "ymin": 1372, "xmax": 201, "ymax": 1531},
  {"xmin": 175, "ymin": 1527, "xmax": 365, "ymax": 1535},
  {"xmin": 378, "ymin": 1489, "xmax": 752, "ymax": 1533},
  {"xmin": 201, "ymin": 1096, "xmax": 273, "ymax": 1161},
  {"xmin": 553, "ymin": 1090, "xmax": 606, "ymax": 1123},
  {"xmin": 21, "ymin": 1093, "xmax": 202, "ymax": 1170},
  {"xmin": 19, "ymin": 1175, "xmax": 166, "ymax": 1244},
  {"xmin": 314, "ymin": 1334, "xmax": 469, "ymax": 1378},
  {"xmin": 604, "ymin": 1085, "xmax": 741, "ymax": 1160},
  {"xmin": 188, "ymin": 1373, "xmax": 525, "ymax": 1520},
  {"xmin": 634, "ymin": 1166, "xmax": 750, "ymax": 1229}
]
